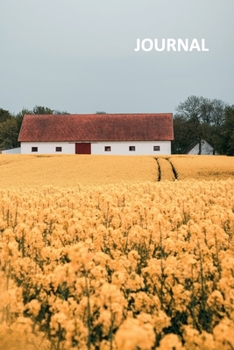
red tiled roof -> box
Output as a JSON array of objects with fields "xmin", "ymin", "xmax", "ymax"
[{"xmin": 18, "ymin": 114, "xmax": 174, "ymax": 142}]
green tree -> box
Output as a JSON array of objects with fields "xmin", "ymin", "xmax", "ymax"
[
  {"xmin": 172, "ymin": 115, "xmax": 194, "ymax": 154},
  {"xmin": 0, "ymin": 108, "xmax": 12, "ymax": 123},
  {"xmin": 174, "ymin": 96, "xmax": 227, "ymax": 154},
  {"xmin": 15, "ymin": 108, "xmax": 33, "ymax": 129},
  {"xmin": 53, "ymin": 110, "xmax": 70, "ymax": 115},
  {"xmin": 220, "ymin": 106, "xmax": 234, "ymax": 155},
  {"xmin": 15, "ymin": 105, "xmax": 54, "ymax": 120},
  {"xmin": 0, "ymin": 118, "xmax": 19, "ymax": 149},
  {"xmin": 33, "ymin": 105, "xmax": 54, "ymax": 114},
  {"xmin": 1, "ymin": 106, "xmax": 56, "ymax": 150}
]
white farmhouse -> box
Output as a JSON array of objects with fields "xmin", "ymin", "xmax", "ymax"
[
  {"xmin": 18, "ymin": 113, "xmax": 174, "ymax": 155},
  {"xmin": 185, "ymin": 139, "xmax": 218, "ymax": 155}
]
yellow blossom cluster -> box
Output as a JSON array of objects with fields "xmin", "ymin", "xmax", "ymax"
[{"xmin": 0, "ymin": 180, "xmax": 234, "ymax": 349}]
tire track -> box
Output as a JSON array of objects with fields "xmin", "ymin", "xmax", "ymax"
[
  {"xmin": 155, "ymin": 158, "xmax": 161, "ymax": 181},
  {"xmin": 155, "ymin": 157, "xmax": 178, "ymax": 181},
  {"xmin": 165, "ymin": 158, "xmax": 178, "ymax": 180}
]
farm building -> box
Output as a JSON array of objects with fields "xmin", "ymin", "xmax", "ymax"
[
  {"xmin": 18, "ymin": 113, "xmax": 174, "ymax": 155},
  {"xmin": 185, "ymin": 139, "xmax": 219, "ymax": 155}
]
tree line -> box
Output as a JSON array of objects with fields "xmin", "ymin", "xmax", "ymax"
[
  {"xmin": 0, "ymin": 106, "xmax": 69, "ymax": 150},
  {"xmin": 0, "ymin": 97, "xmax": 234, "ymax": 155},
  {"xmin": 173, "ymin": 96, "xmax": 234, "ymax": 155}
]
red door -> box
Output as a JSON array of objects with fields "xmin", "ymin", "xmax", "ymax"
[{"xmin": 75, "ymin": 143, "xmax": 91, "ymax": 154}]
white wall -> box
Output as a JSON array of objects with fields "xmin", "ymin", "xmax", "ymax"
[
  {"xmin": 2, "ymin": 147, "xmax": 21, "ymax": 154},
  {"xmin": 188, "ymin": 140, "xmax": 217, "ymax": 155},
  {"xmin": 21, "ymin": 142, "xmax": 75, "ymax": 154},
  {"xmin": 20, "ymin": 141, "xmax": 171, "ymax": 155},
  {"xmin": 91, "ymin": 141, "xmax": 171, "ymax": 155}
]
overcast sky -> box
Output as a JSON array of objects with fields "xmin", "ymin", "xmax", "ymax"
[{"xmin": 0, "ymin": 0, "xmax": 233, "ymax": 115}]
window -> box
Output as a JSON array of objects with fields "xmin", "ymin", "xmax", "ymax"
[
  {"xmin": 129, "ymin": 146, "xmax": 136, "ymax": 151},
  {"xmin": 105, "ymin": 146, "xmax": 111, "ymax": 152},
  {"xmin": 153, "ymin": 146, "xmax": 160, "ymax": 151},
  {"xmin": 31, "ymin": 147, "xmax": 38, "ymax": 152},
  {"xmin": 56, "ymin": 147, "xmax": 62, "ymax": 152}
]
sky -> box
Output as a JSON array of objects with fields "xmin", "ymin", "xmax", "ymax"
[{"xmin": 0, "ymin": 0, "xmax": 233, "ymax": 116}]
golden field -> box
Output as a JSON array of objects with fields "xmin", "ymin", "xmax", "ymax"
[
  {"xmin": 0, "ymin": 155, "xmax": 157, "ymax": 188},
  {"xmin": 0, "ymin": 155, "xmax": 234, "ymax": 349},
  {"xmin": 168, "ymin": 155, "xmax": 234, "ymax": 181},
  {"xmin": 0, "ymin": 154, "xmax": 234, "ymax": 188}
]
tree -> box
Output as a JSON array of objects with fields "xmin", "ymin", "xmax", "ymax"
[
  {"xmin": 174, "ymin": 96, "xmax": 227, "ymax": 154},
  {"xmin": 175, "ymin": 96, "xmax": 207, "ymax": 154},
  {"xmin": 219, "ymin": 106, "xmax": 234, "ymax": 155},
  {"xmin": 32, "ymin": 105, "xmax": 54, "ymax": 114},
  {"xmin": 0, "ymin": 118, "xmax": 19, "ymax": 149},
  {"xmin": 15, "ymin": 108, "xmax": 33, "ymax": 129},
  {"xmin": 0, "ymin": 105, "xmax": 70, "ymax": 150},
  {"xmin": 0, "ymin": 108, "xmax": 12, "ymax": 123},
  {"xmin": 1, "ymin": 106, "xmax": 56, "ymax": 150},
  {"xmin": 172, "ymin": 115, "xmax": 194, "ymax": 154},
  {"xmin": 53, "ymin": 110, "xmax": 70, "ymax": 115}
]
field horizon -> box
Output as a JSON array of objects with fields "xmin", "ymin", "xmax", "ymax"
[{"xmin": 1, "ymin": 154, "xmax": 234, "ymax": 188}]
